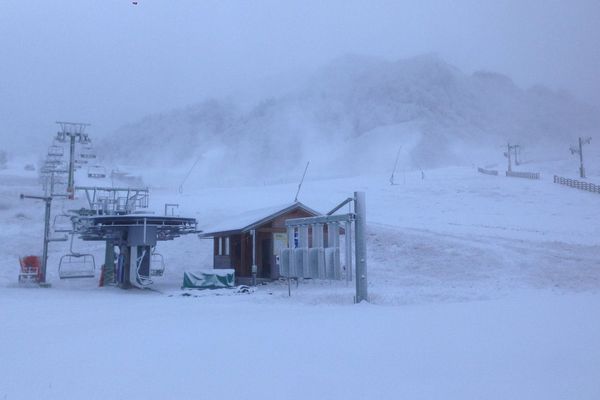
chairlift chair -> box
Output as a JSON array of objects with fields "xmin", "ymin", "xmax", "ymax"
[
  {"xmin": 48, "ymin": 145, "xmax": 64, "ymax": 157},
  {"xmin": 78, "ymin": 134, "xmax": 91, "ymax": 146},
  {"xmin": 59, "ymin": 254, "xmax": 96, "ymax": 279},
  {"xmin": 87, "ymin": 165, "xmax": 107, "ymax": 179},
  {"xmin": 56, "ymin": 131, "xmax": 67, "ymax": 143},
  {"xmin": 150, "ymin": 249, "xmax": 165, "ymax": 277},
  {"xmin": 58, "ymin": 235, "xmax": 96, "ymax": 279},
  {"xmin": 53, "ymin": 214, "xmax": 74, "ymax": 233},
  {"xmin": 80, "ymin": 147, "xmax": 96, "ymax": 159}
]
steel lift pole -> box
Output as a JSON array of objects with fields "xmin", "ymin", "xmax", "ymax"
[
  {"xmin": 354, "ymin": 191, "xmax": 368, "ymax": 303},
  {"xmin": 67, "ymin": 133, "xmax": 76, "ymax": 199},
  {"xmin": 20, "ymin": 194, "xmax": 53, "ymax": 286}
]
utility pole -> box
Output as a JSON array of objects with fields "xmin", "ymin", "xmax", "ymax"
[
  {"xmin": 570, "ymin": 137, "xmax": 592, "ymax": 178},
  {"xmin": 55, "ymin": 121, "xmax": 91, "ymax": 199}
]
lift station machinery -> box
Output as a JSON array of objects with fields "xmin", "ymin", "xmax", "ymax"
[{"xmin": 70, "ymin": 186, "xmax": 198, "ymax": 289}]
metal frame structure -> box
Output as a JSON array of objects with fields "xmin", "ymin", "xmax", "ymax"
[
  {"xmin": 75, "ymin": 186, "xmax": 149, "ymax": 215},
  {"xmin": 72, "ymin": 214, "xmax": 197, "ymax": 288},
  {"xmin": 284, "ymin": 191, "xmax": 368, "ymax": 303},
  {"xmin": 54, "ymin": 121, "xmax": 91, "ymax": 198}
]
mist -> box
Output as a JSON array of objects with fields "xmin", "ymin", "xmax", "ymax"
[{"xmin": 1, "ymin": 0, "xmax": 599, "ymax": 157}]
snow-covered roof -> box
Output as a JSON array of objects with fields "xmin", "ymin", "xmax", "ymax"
[{"xmin": 200, "ymin": 202, "xmax": 320, "ymax": 236}]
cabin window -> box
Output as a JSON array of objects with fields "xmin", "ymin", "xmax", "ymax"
[{"xmin": 218, "ymin": 236, "xmax": 230, "ymax": 256}]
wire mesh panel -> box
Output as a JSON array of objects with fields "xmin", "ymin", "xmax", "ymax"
[{"xmin": 281, "ymin": 221, "xmax": 344, "ymax": 280}]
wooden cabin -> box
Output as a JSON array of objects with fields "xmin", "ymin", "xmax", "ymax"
[{"xmin": 199, "ymin": 202, "xmax": 320, "ymax": 283}]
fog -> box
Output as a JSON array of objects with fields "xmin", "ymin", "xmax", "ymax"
[{"xmin": 1, "ymin": 0, "xmax": 599, "ymax": 154}]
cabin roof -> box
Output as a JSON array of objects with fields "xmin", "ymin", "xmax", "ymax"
[{"xmin": 199, "ymin": 202, "xmax": 320, "ymax": 237}]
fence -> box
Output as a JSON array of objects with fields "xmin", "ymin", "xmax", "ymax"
[
  {"xmin": 477, "ymin": 167, "xmax": 498, "ymax": 176},
  {"xmin": 506, "ymin": 171, "xmax": 540, "ymax": 180},
  {"xmin": 553, "ymin": 175, "xmax": 600, "ymax": 194}
]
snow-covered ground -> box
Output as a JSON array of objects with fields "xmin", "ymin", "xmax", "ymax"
[{"xmin": 1, "ymin": 156, "xmax": 599, "ymax": 399}]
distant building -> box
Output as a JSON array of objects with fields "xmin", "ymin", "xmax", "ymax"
[{"xmin": 199, "ymin": 202, "xmax": 320, "ymax": 283}]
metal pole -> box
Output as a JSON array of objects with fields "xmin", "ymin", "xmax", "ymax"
[
  {"xmin": 251, "ymin": 229, "xmax": 257, "ymax": 286},
  {"xmin": 354, "ymin": 191, "xmax": 368, "ymax": 303},
  {"xmin": 579, "ymin": 137, "xmax": 586, "ymax": 178},
  {"xmin": 41, "ymin": 197, "xmax": 52, "ymax": 284},
  {"xmin": 344, "ymin": 220, "xmax": 353, "ymax": 285},
  {"xmin": 294, "ymin": 161, "xmax": 310, "ymax": 202},
  {"xmin": 507, "ymin": 143, "xmax": 512, "ymax": 172},
  {"xmin": 390, "ymin": 145, "xmax": 402, "ymax": 185},
  {"xmin": 67, "ymin": 134, "xmax": 76, "ymax": 199},
  {"xmin": 20, "ymin": 194, "xmax": 53, "ymax": 286}
]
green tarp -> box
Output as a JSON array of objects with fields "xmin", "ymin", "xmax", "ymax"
[{"xmin": 182, "ymin": 269, "xmax": 235, "ymax": 289}]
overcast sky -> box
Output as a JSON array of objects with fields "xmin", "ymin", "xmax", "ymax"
[{"xmin": 1, "ymin": 0, "xmax": 599, "ymax": 150}]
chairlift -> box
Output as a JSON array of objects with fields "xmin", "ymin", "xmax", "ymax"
[
  {"xmin": 79, "ymin": 134, "xmax": 91, "ymax": 145},
  {"xmin": 58, "ymin": 235, "xmax": 96, "ymax": 279},
  {"xmin": 87, "ymin": 165, "xmax": 107, "ymax": 179},
  {"xmin": 80, "ymin": 146, "xmax": 96, "ymax": 159},
  {"xmin": 53, "ymin": 214, "xmax": 74, "ymax": 233},
  {"xmin": 150, "ymin": 248, "xmax": 165, "ymax": 277},
  {"xmin": 56, "ymin": 131, "xmax": 67, "ymax": 143},
  {"xmin": 48, "ymin": 145, "xmax": 64, "ymax": 157},
  {"xmin": 45, "ymin": 158, "xmax": 62, "ymax": 166}
]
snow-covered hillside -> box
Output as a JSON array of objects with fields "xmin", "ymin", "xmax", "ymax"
[{"xmin": 101, "ymin": 54, "xmax": 599, "ymax": 185}]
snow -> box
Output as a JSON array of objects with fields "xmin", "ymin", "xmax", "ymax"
[
  {"xmin": 200, "ymin": 202, "xmax": 318, "ymax": 235},
  {"xmin": 1, "ymin": 153, "xmax": 600, "ymax": 399},
  {"xmin": 1, "ymin": 289, "xmax": 598, "ymax": 399}
]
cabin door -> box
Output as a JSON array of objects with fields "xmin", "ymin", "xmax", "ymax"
[{"xmin": 260, "ymin": 238, "xmax": 271, "ymax": 278}]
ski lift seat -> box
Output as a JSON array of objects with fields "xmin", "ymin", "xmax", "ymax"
[
  {"xmin": 59, "ymin": 253, "xmax": 96, "ymax": 279},
  {"xmin": 80, "ymin": 152, "xmax": 96, "ymax": 159},
  {"xmin": 48, "ymin": 145, "xmax": 64, "ymax": 157},
  {"xmin": 53, "ymin": 214, "xmax": 73, "ymax": 233},
  {"xmin": 88, "ymin": 166, "xmax": 107, "ymax": 179},
  {"xmin": 150, "ymin": 252, "xmax": 165, "ymax": 277}
]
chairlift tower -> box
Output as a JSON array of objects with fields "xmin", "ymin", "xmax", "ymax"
[
  {"xmin": 570, "ymin": 137, "xmax": 592, "ymax": 178},
  {"xmin": 505, "ymin": 143, "xmax": 518, "ymax": 172},
  {"xmin": 55, "ymin": 121, "xmax": 91, "ymax": 199},
  {"xmin": 513, "ymin": 144, "xmax": 521, "ymax": 166},
  {"xmin": 19, "ymin": 194, "xmax": 68, "ymax": 286}
]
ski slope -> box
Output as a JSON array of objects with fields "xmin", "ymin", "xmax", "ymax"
[{"xmin": 1, "ymin": 157, "xmax": 599, "ymax": 399}]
